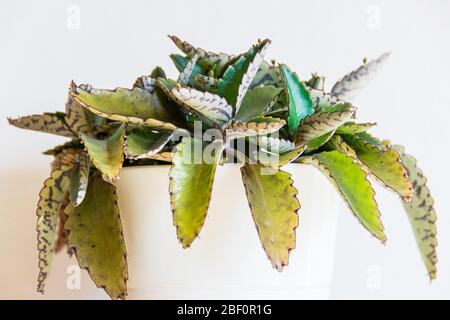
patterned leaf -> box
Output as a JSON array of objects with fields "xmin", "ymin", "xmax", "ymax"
[
  {"xmin": 36, "ymin": 164, "xmax": 75, "ymax": 293},
  {"xmin": 251, "ymin": 62, "xmax": 282, "ymax": 88},
  {"xmin": 295, "ymin": 103, "xmax": 355, "ymax": 146},
  {"xmin": 280, "ymin": 64, "xmax": 314, "ymax": 135},
  {"xmin": 8, "ymin": 113, "xmax": 75, "ymax": 138},
  {"xmin": 251, "ymin": 136, "xmax": 304, "ymax": 168},
  {"xmin": 178, "ymin": 54, "xmax": 199, "ymax": 85},
  {"xmin": 236, "ymin": 86, "xmax": 282, "ymax": 121},
  {"xmin": 308, "ymin": 88, "xmax": 339, "ymax": 110},
  {"xmin": 169, "ymin": 35, "xmax": 235, "ymax": 73},
  {"xmin": 192, "ymin": 74, "xmax": 218, "ymax": 93},
  {"xmin": 226, "ymin": 117, "xmax": 286, "ymax": 141},
  {"xmin": 392, "ymin": 145, "xmax": 438, "ymax": 280},
  {"xmin": 80, "ymin": 124, "xmax": 125, "ymax": 181},
  {"xmin": 54, "ymin": 196, "xmax": 72, "ymax": 256},
  {"xmin": 241, "ymin": 164, "xmax": 300, "ymax": 271},
  {"xmin": 70, "ymin": 82, "xmax": 183, "ymax": 131},
  {"xmin": 170, "ymin": 54, "xmax": 205, "ymax": 85},
  {"xmin": 306, "ymin": 73, "xmax": 325, "ymax": 90},
  {"xmin": 170, "ymin": 85, "xmax": 233, "ymax": 128},
  {"xmin": 336, "ymin": 122, "xmax": 377, "ymax": 134},
  {"xmin": 306, "ymin": 129, "xmax": 336, "ymax": 151},
  {"xmin": 69, "ymin": 152, "xmax": 91, "ymax": 206},
  {"xmin": 216, "ymin": 39, "xmax": 271, "ymax": 112},
  {"xmin": 65, "ymin": 95, "xmax": 98, "ymax": 136},
  {"xmin": 331, "ymin": 52, "xmax": 390, "ymax": 100},
  {"xmin": 65, "ymin": 171, "xmax": 128, "ymax": 299},
  {"xmin": 341, "ymin": 134, "xmax": 413, "ymax": 200},
  {"xmin": 169, "ymin": 137, "xmax": 222, "ymax": 248},
  {"xmin": 125, "ymin": 127, "xmax": 173, "ymax": 159},
  {"xmin": 299, "ymin": 150, "xmax": 386, "ymax": 242}
]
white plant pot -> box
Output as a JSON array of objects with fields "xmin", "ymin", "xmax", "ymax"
[{"xmin": 116, "ymin": 163, "xmax": 339, "ymax": 300}]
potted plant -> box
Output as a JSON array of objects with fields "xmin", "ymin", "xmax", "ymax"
[{"xmin": 9, "ymin": 36, "xmax": 437, "ymax": 300}]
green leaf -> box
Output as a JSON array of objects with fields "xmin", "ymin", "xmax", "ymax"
[
  {"xmin": 241, "ymin": 164, "xmax": 300, "ymax": 271},
  {"xmin": 65, "ymin": 171, "xmax": 128, "ymax": 299},
  {"xmin": 251, "ymin": 136, "xmax": 305, "ymax": 168},
  {"xmin": 331, "ymin": 52, "xmax": 390, "ymax": 100},
  {"xmin": 37, "ymin": 164, "xmax": 75, "ymax": 293},
  {"xmin": 170, "ymin": 85, "xmax": 233, "ymax": 128},
  {"xmin": 65, "ymin": 95, "xmax": 98, "ymax": 136},
  {"xmin": 280, "ymin": 64, "xmax": 314, "ymax": 135},
  {"xmin": 295, "ymin": 103, "xmax": 355, "ymax": 146},
  {"xmin": 192, "ymin": 74, "xmax": 218, "ymax": 93},
  {"xmin": 70, "ymin": 82, "xmax": 183, "ymax": 131},
  {"xmin": 299, "ymin": 150, "xmax": 386, "ymax": 242},
  {"xmin": 69, "ymin": 152, "xmax": 91, "ymax": 206},
  {"xmin": 178, "ymin": 54, "xmax": 199, "ymax": 85},
  {"xmin": 169, "ymin": 35, "xmax": 235, "ymax": 73},
  {"xmin": 8, "ymin": 112, "xmax": 75, "ymax": 138},
  {"xmin": 306, "ymin": 73, "xmax": 325, "ymax": 90},
  {"xmin": 80, "ymin": 124, "xmax": 125, "ymax": 181},
  {"xmin": 308, "ymin": 88, "xmax": 339, "ymax": 110},
  {"xmin": 169, "ymin": 137, "xmax": 222, "ymax": 248},
  {"xmin": 216, "ymin": 39, "xmax": 271, "ymax": 112},
  {"xmin": 235, "ymin": 86, "xmax": 282, "ymax": 121},
  {"xmin": 306, "ymin": 129, "xmax": 336, "ymax": 151},
  {"xmin": 170, "ymin": 54, "xmax": 205, "ymax": 84},
  {"xmin": 341, "ymin": 134, "xmax": 413, "ymax": 200},
  {"xmin": 125, "ymin": 126, "xmax": 173, "ymax": 159},
  {"xmin": 251, "ymin": 62, "xmax": 282, "ymax": 88},
  {"xmin": 335, "ymin": 122, "xmax": 377, "ymax": 134},
  {"xmin": 226, "ymin": 117, "xmax": 286, "ymax": 141},
  {"xmin": 392, "ymin": 145, "xmax": 438, "ymax": 280}
]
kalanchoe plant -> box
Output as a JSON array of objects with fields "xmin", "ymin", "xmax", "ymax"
[{"xmin": 9, "ymin": 36, "xmax": 437, "ymax": 299}]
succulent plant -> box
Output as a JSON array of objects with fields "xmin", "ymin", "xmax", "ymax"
[{"xmin": 8, "ymin": 36, "xmax": 437, "ymax": 299}]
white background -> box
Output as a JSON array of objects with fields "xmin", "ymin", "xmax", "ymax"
[{"xmin": 1, "ymin": 0, "xmax": 449, "ymax": 299}]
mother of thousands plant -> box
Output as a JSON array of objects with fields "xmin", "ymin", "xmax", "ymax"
[{"xmin": 9, "ymin": 36, "xmax": 437, "ymax": 299}]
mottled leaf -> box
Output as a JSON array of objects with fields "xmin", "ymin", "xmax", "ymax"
[
  {"xmin": 280, "ymin": 64, "xmax": 314, "ymax": 135},
  {"xmin": 80, "ymin": 124, "xmax": 125, "ymax": 181},
  {"xmin": 331, "ymin": 52, "xmax": 390, "ymax": 100},
  {"xmin": 299, "ymin": 150, "xmax": 386, "ymax": 241},
  {"xmin": 69, "ymin": 152, "xmax": 91, "ymax": 206},
  {"xmin": 65, "ymin": 171, "xmax": 128, "ymax": 299},
  {"xmin": 125, "ymin": 127, "xmax": 173, "ymax": 159},
  {"xmin": 295, "ymin": 103, "xmax": 355, "ymax": 146},
  {"xmin": 216, "ymin": 39, "xmax": 271, "ymax": 112},
  {"xmin": 241, "ymin": 164, "xmax": 300, "ymax": 271},
  {"xmin": 226, "ymin": 117, "xmax": 286, "ymax": 141},
  {"xmin": 306, "ymin": 73, "xmax": 325, "ymax": 90},
  {"xmin": 178, "ymin": 54, "xmax": 199, "ymax": 85},
  {"xmin": 392, "ymin": 145, "xmax": 438, "ymax": 280},
  {"xmin": 336, "ymin": 122, "xmax": 377, "ymax": 134},
  {"xmin": 251, "ymin": 62, "xmax": 281, "ymax": 88},
  {"xmin": 236, "ymin": 86, "xmax": 282, "ymax": 121},
  {"xmin": 37, "ymin": 164, "xmax": 75, "ymax": 293},
  {"xmin": 341, "ymin": 134, "xmax": 413, "ymax": 200},
  {"xmin": 70, "ymin": 82, "xmax": 182, "ymax": 131},
  {"xmin": 169, "ymin": 137, "xmax": 222, "ymax": 248},
  {"xmin": 192, "ymin": 74, "xmax": 218, "ymax": 93},
  {"xmin": 306, "ymin": 129, "xmax": 336, "ymax": 151},
  {"xmin": 308, "ymin": 88, "xmax": 339, "ymax": 110},
  {"xmin": 170, "ymin": 85, "xmax": 233, "ymax": 128},
  {"xmin": 8, "ymin": 113, "xmax": 75, "ymax": 138}
]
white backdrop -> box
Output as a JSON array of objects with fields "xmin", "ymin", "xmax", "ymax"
[{"xmin": 1, "ymin": 0, "xmax": 449, "ymax": 299}]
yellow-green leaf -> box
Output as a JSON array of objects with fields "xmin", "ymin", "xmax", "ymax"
[
  {"xmin": 335, "ymin": 122, "xmax": 377, "ymax": 134},
  {"xmin": 65, "ymin": 171, "xmax": 128, "ymax": 299},
  {"xmin": 241, "ymin": 164, "xmax": 300, "ymax": 271},
  {"xmin": 80, "ymin": 124, "xmax": 125, "ymax": 181},
  {"xmin": 69, "ymin": 152, "xmax": 91, "ymax": 206},
  {"xmin": 37, "ymin": 164, "xmax": 75, "ymax": 293},
  {"xmin": 392, "ymin": 145, "xmax": 438, "ymax": 280},
  {"xmin": 299, "ymin": 150, "xmax": 386, "ymax": 242},
  {"xmin": 125, "ymin": 127, "xmax": 173, "ymax": 159},
  {"xmin": 8, "ymin": 113, "xmax": 75, "ymax": 138},
  {"xmin": 169, "ymin": 137, "xmax": 222, "ymax": 248},
  {"xmin": 226, "ymin": 117, "xmax": 286, "ymax": 141}
]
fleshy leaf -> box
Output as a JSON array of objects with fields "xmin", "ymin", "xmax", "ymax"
[
  {"xmin": 341, "ymin": 134, "xmax": 413, "ymax": 200},
  {"xmin": 251, "ymin": 62, "xmax": 282, "ymax": 88},
  {"xmin": 298, "ymin": 150, "xmax": 386, "ymax": 242},
  {"xmin": 226, "ymin": 117, "xmax": 286, "ymax": 141},
  {"xmin": 306, "ymin": 73, "xmax": 325, "ymax": 90},
  {"xmin": 216, "ymin": 39, "xmax": 271, "ymax": 112},
  {"xmin": 169, "ymin": 137, "xmax": 222, "ymax": 248},
  {"xmin": 65, "ymin": 171, "xmax": 128, "ymax": 299},
  {"xmin": 280, "ymin": 64, "xmax": 314, "ymax": 135},
  {"xmin": 331, "ymin": 52, "xmax": 390, "ymax": 100},
  {"xmin": 336, "ymin": 122, "xmax": 377, "ymax": 134},
  {"xmin": 169, "ymin": 35, "xmax": 235, "ymax": 73},
  {"xmin": 295, "ymin": 103, "xmax": 355, "ymax": 146},
  {"xmin": 241, "ymin": 164, "xmax": 300, "ymax": 271},
  {"xmin": 308, "ymin": 88, "xmax": 339, "ymax": 110},
  {"xmin": 178, "ymin": 54, "xmax": 199, "ymax": 85},
  {"xmin": 69, "ymin": 152, "xmax": 91, "ymax": 206},
  {"xmin": 37, "ymin": 164, "xmax": 75, "ymax": 293},
  {"xmin": 192, "ymin": 74, "xmax": 218, "ymax": 93},
  {"xmin": 125, "ymin": 126, "xmax": 173, "ymax": 159},
  {"xmin": 65, "ymin": 95, "xmax": 99, "ymax": 136},
  {"xmin": 8, "ymin": 113, "xmax": 75, "ymax": 138},
  {"xmin": 236, "ymin": 86, "xmax": 282, "ymax": 121},
  {"xmin": 70, "ymin": 82, "xmax": 182, "ymax": 131},
  {"xmin": 251, "ymin": 136, "xmax": 304, "ymax": 168},
  {"xmin": 392, "ymin": 145, "xmax": 438, "ymax": 280},
  {"xmin": 80, "ymin": 124, "xmax": 125, "ymax": 181},
  {"xmin": 170, "ymin": 85, "xmax": 233, "ymax": 128},
  {"xmin": 306, "ymin": 129, "xmax": 336, "ymax": 151}
]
